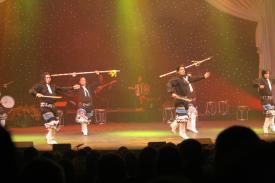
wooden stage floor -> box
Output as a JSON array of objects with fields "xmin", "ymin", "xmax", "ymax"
[{"xmin": 8, "ymin": 119, "xmax": 275, "ymax": 151}]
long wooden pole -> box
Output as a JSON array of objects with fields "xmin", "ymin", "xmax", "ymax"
[
  {"xmin": 159, "ymin": 57, "xmax": 212, "ymax": 78},
  {"xmin": 51, "ymin": 70, "xmax": 120, "ymax": 77}
]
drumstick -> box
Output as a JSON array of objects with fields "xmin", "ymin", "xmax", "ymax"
[{"xmin": 41, "ymin": 95, "xmax": 63, "ymax": 99}]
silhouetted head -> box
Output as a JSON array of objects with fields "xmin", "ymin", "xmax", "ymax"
[
  {"xmin": 0, "ymin": 126, "xmax": 17, "ymax": 181},
  {"xmin": 156, "ymin": 144, "xmax": 183, "ymax": 175},
  {"xmin": 98, "ymin": 153, "xmax": 126, "ymax": 183},
  {"xmin": 20, "ymin": 157, "xmax": 66, "ymax": 183}
]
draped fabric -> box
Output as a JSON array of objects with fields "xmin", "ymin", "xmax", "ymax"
[{"xmin": 206, "ymin": 0, "xmax": 275, "ymax": 77}]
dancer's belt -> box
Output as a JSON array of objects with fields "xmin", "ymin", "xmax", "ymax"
[
  {"xmin": 261, "ymin": 96, "xmax": 273, "ymax": 100},
  {"xmin": 40, "ymin": 102, "xmax": 54, "ymax": 108}
]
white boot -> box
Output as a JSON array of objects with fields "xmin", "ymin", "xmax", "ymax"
[
  {"xmin": 179, "ymin": 123, "xmax": 189, "ymax": 139},
  {"xmin": 81, "ymin": 123, "xmax": 88, "ymax": 136},
  {"xmin": 263, "ymin": 117, "xmax": 271, "ymax": 134},
  {"xmin": 170, "ymin": 120, "xmax": 178, "ymax": 134},
  {"xmin": 187, "ymin": 116, "xmax": 198, "ymax": 134},
  {"xmin": 46, "ymin": 128, "xmax": 57, "ymax": 144},
  {"xmin": 46, "ymin": 129, "xmax": 53, "ymax": 144}
]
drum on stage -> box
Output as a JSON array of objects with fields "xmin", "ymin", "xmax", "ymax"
[{"xmin": 0, "ymin": 95, "xmax": 15, "ymax": 109}]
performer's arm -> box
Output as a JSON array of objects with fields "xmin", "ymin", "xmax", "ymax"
[
  {"xmin": 188, "ymin": 72, "xmax": 210, "ymax": 83},
  {"xmin": 29, "ymin": 84, "xmax": 42, "ymax": 97},
  {"xmin": 167, "ymin": 79, "xmax": 176, "ymax": 94},
  {"xmin": 166, "ymin": 79, "xmax": 180, "ymax": 99},
  {"xmin": 253, "ymin": 79, "xmax": 265, "ymax": 89},
  {"xmin": 55, "ymin": 85, "xmax": 80, "ymax": 95}
]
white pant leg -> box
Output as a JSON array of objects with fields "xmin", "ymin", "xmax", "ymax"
[
  {"xmin": 46, "ymin": 128, "xmax": 57, "ymax": 144},
  {"xmin": 187, "ymin": 105, "xmax": 198, "ymax": 133},
  {"xmin": 170, "ymin": 120, "xmax": 179, "ymax": 134},
  {"xmin": 81, "ymin": 123, "xmax": 88, "ymax": 135},
  {"xmin": 263, "ymin": 117, "xmax": 272, "ymax": 133},
  {"xmin": 179, "ymin": 123, "xmax": 189, "ymax": 139}
]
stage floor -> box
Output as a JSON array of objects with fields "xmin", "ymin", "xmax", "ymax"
[{"xmin": 8, "ymin": 119, "xmax": 275, "ymax": 151}]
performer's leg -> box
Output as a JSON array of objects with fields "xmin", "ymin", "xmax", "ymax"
[
  {"xmin": 170, "ymin": 120, "xmax": 179, "ymax": 134},
  {"xmin": 269, "ymin": 116, "xmax": 275, "ymax": 132},
  {"xmin": 76, "ymin": 108, "xmax": 90, "ymax": 135},
  {"xmin": 175, "ymin": 106, "xmax": 189, "ymax": 138},
  {"xmin": 51, "ymin": 128, "xmax": 57, "ymax": 144},
  {"xmin": 81, "ymin": 123, "xmax": 88, "ymax": 135},
  {"xmin": 46, "ymin": 128, "xmax": 57, "ymax": 144},
  {"xmin": 263, "ymin": 117, "xmax": 271, "ymax": 134},
  {"xmin": 42, "ymin": 108, "xmax": 59, "ymax": 144},
  {"xmin": 187, "ymin": 105, "xmax": 198, "ymax": 134},
  {"xmin": 179, "ymin": 123, "xmax": 189, "ymax": 139}
]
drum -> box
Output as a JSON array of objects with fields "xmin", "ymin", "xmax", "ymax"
[{"xmin": 0, "ymin": 95, "xmax": 15, "ymax": 108}]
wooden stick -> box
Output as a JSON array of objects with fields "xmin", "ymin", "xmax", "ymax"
[
  {"xmin": 159, "ymin": 57, "xmax": 212, "ymax": 78},
  {"xmin": 51, "ymin": 70, "xmax": 120, "ymax": 77},
  {"xmin": 41, "ymin": 95, "xmax": 63, "ymax": 99}
]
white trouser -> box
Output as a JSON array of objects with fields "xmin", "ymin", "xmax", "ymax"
[
  {"xmin": 81, "ymin": 123, "xmax": 88, "ymax": 135},
  {"xmin": 187, "ymin": 105, "xmax": 198, "ymax": 130},
  {"xmin": 45, "ymin": 120, "xmax": 59, "ymax": 144},
  {"xmin": 170, "ymin": 119, "xmax": 189, "ymax": 138},
  {"xmin": 46, "ymin": 128, "xmax": 57, "ymax": 144},
  {"xmin": 263, "ymin": 116, "xmax": 275, "ymax": 131}
]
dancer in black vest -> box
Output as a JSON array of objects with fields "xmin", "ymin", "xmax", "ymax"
[
  {"xmin": 254, "ymin": 69, "xmax": 275, "ymax": 133},
  {"xmin": 29, "ymin": 72, "xmax": 80, "ymax": 144},
  {"xmin": 74, "ymin": 71, "xmax": 100, "ymax": 135},
  {"xmin": 167, "ymin": 64, "xmax": 210, "ymax": 139}
]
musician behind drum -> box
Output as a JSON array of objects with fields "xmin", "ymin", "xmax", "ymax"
[
  {"xmin": 167, "ymin": 64, "xmax": 210, "ymax": 139},
  {"xmin": 29, "ymin": 72, "xmax": 80, "ymax": 144},
  {"xmin": 0, "ymin": 81, "xmax": 14, "ymax": 127},
  {"xmin": 0, "ymin": 105, "xmax": 7, "ymax": 127},
  {"xmin": 254, "ymin": 69, "xmax": 275, "ymax": 134},
  {"xmin": 74, "ymin": 71, "xmax": 100, "ymax": 136}
]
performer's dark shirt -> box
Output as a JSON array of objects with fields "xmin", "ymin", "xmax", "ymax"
[
  {"xmin": 254, "ymin": 78, "xmax": 275, "ymax": 105},
  {"xmin": 167, "ymin": 75, "xmax": 205, "ymax": 108},
  {"xmin": 29, "ymin": 83, "xmax": 73, "ymax": 104},
  {"xmin": 75, "ymin": 76, "xmax": 100, "ymax": 105},
  {"xmin": 255, "ymin": 78, "xmax": 275, "ymax": 96}
]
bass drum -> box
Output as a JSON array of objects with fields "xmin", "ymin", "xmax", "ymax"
[{"xmin": 0, "ymin": 95, "xmax": 15, "ymax": 109}]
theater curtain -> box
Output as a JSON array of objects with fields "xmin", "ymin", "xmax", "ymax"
[{"xmin": 206, "ymin": 0, "xmax": 275, "ymax": 77}]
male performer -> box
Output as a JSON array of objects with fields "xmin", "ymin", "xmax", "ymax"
[
  {"xmin": 167, "ymin": 64, "xmax": 210, "ymax": 139},
  {"xmin": 254, "ymin": 69, "xmax": 275, "ymax": 133},
  {"xmin": 0, "ymin": 106, "xmax": 7, "ymax": 127},
  {"xmin": 29, "ymin": 72, "xmax": 80, "ymax": 144},
  {"xmin": 75, "ymin": 71, "xmax": 100, "ymax": 135},
  {"xmin": 128, "ymin": 75, "xmax": 151, "ymax": 108},
  {"xmin": 0, "ymin": 81, "xmax": 13, "ymax": 127}
]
